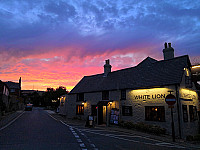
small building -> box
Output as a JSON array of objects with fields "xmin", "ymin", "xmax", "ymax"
[
  {"xmin": 58, "ymin": 94, "xmax": 68, "ymax": 115},
  {"xmin": 0, "ymin": 80, "xmax": 10, "ymax": 114},
  {"xmin": 5, "ymin": 77, "xmax": 23, "ymax": 111},
  {"xmin": 67, "ymin": 43, "xmax": 199, "ymax": 138}
]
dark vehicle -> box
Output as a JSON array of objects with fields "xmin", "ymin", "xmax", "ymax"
[{"xmin": 25, "ymin": 103, "xmax": 33, "ymax": 111}]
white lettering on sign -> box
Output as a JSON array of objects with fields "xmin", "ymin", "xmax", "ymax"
[
  {"xmin": 166, "ymin": 99, "xmax": 176, "ymax": 101},
  {"xmin": 133, "ymin": 94, "xmax": 166, "ymax": 100},
  {"xmin": 182, "ymin": 94, "xmax": 196, "ymax": 100}
]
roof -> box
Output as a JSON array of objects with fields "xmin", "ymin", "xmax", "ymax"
[
  {"xmin": 70, "ymin": 55, "xmax": 191, "ymax": 94},
  {"xmin": 5, "ymin": 81, "xmax": 20, "ymax": 89}
]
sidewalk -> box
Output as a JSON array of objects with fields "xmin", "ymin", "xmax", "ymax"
[
  {"xmin": 48, "ymin": 112, "xmax": 200, "ymax": 149},
  {"xmin": 0, "ymin": 110, "xmax": 24, "ymax": 129}
]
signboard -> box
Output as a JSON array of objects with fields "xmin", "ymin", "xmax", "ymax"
[
  {"xmin": 165, "ymin": 94, "xmax": 176, "ymax": 105},
  {"xmin": 89, "ymin": 116, "xmax": 93, "ymax": 121}
]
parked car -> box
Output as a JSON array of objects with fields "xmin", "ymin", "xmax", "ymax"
[{"xmin": 25, "ymin": 103, "xmax": 33, "ymax": 111}]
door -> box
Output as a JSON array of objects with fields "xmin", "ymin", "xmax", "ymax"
[{"xmin": 98, "ymin": 106, "xmax": 103, "ymax": 125}]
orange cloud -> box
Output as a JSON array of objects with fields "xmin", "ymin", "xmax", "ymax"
[{"xmin": 0, "ymin": 43, "xmax": 163, "ymax": 91}]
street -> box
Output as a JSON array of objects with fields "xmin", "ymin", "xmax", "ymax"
[{"xmin": 0, "ymin": 107, "xmax": 199, "ymax": 150}]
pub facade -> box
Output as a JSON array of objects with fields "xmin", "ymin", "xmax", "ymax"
[{"xmin": 66, "ymin": 43, "xmax": 199, "ymax": 138}]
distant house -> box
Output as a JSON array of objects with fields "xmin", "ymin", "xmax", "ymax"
[
  {"xmin": 67, "ymin": 43, "xmax": 199, "ymax": 139},
  {"xmin": 58, "ymin": 94, "xmax": 68, "ymax": 115},
  {"xmin": 21, "ymin": 90, "xmax": 45, "ymax": 106},
  {"xmin": 0, "ymin": 80, "xmax": 10, "ymax": 114},
  {"xmin": 5, "ymin": 77, "xmax": 23, "ymax": 111}
]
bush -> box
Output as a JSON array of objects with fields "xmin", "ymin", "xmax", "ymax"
[
  {"xmin": 186, "ymin": 134, "xmax": 200, "ymax": 142},
  {"xmin": 193, "ymin": 134, "xmax": 200, "ymax": 141},
  {"xmin": 124, "ymin": 121, "xmax": 135, "ymax": 129},
  {"xmin": 119, "ymin": 121, "xmax": 166, "ymax": 135},
  {"xmin": 186, "ymin": 135, "xmax": 194, "ymax": 141}
]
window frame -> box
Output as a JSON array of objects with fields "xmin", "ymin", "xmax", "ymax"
[
  {"xmin": 182, "ymin": 105, "xmax": 188, "ymax": 122},
  {"xmin": 189, "ymin": 105, "xmax": 197, "ymax": 122},
  {"xmin": 102, "ymin": 91, "xmax": 109, "ymax": 100},
  {"xmin": 76, "ymin": 105, "xmax": 84, "ymax": 115},
  {"xmin": 122, "ymin": 106, "xmax": 132, "ymax": 116},
  {"xmin": 121, "ymin": 89, "xmax": 126, "ymax": 100},
  {"xmin": 76, "ymin": 93, "xmax": 84, "ymax": 101},
  {"xmin": 145, "ymin": 106, "xmax": 165, "ymax": 122}
]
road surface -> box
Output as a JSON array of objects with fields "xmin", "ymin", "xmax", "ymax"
[{"xmin": 0, "ymin": 107, "xmax": 199, "ymax": 150}]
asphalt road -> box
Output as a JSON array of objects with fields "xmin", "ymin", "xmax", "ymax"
[
  {"xmin": 0, "ymin": 107, "xmax": 79, "ymax": 150},
  {"xmin": 0, "ymin": 107, "xmax": 199, "ymax": 150}
]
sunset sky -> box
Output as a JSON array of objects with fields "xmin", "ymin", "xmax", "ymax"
[{"xmin": 0, "ymin": 0, "xmax": 200, "ymax": 91}]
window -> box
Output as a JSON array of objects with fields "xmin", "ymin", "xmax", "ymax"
[
  {"xmin": 121, "ymin": 89, "xmax": 126, "ymax": 100},
  {"xmin": 77, "ymin": 93, "xmax": 84, "ymax": 101},
  {"xmin": 102, "ymin": 91, "xmax": 109, "ymax": 100},
  {"xmin": 76, "ymin": 105, "xmax": 84, "ymax": 115},
  {"xmin": 122, "ymin": 106, "xmax": 132, "ymax": 116},
  {"xmin": 91, "ymin": 105, "xmax": 97, "ymax": 116},
  {"xmin": 182, "ymin": 105, "xmax": 188, "ymax": 122},
  {"xmin": 145, "ymin": 106, "xmax": 165, "ymax": 122},
  {"xmin": 189, "ymin": 105, "xmax": 197, "ymax": 122}
]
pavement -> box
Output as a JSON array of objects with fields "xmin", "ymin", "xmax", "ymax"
[
  {"xmin": 0, "ymin": 110, "xmax": 24, "ymax": 130},
  {"xmin": 1, "ymin": 108, "xmax": 200, "ymax": 149}
]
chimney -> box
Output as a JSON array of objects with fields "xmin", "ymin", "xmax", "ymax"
[
  {"xmin": 19, "ymin": 77, "xmax": 21, "ymax": 89},
  {"xmin": 104, "ymin": 59, "xmax": 112, "ymax": 77},
  {"xmin": 163, "ymin": 42, "xmax": 174, "ymax": 60}
]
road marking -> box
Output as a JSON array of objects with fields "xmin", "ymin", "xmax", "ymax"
[
  {"xmin": 0, "ymin": 111, "xmax": 25, "ymax": 131},
  {"xmin": 59, "ymin": 122, "xmax": 99, "ymax": 150},
  {"xmin": 87, "ymin": 139, "xmax": 91, "ymax": 142},
  {"xmin": 77, "ymin": 139, "xmax": 82, "ymax": 143},
  {"xmin": 90, "ymin": 144, "xmax": 96, "ymax": 148},
  {"xmin": 47, "ymin": 113, "xmax": 58, "ymax": 121},
  {"xmin": 60, "ymin": 120, "xmax": 67, "ymax": 125},
  {"xmin": 155, "ymin": 143, "xmax": 185, "ymax": 148},
  {"xmin": 45, "ymin": 110, "xmax": 56, "ymax": 114},
  {"xmin": 80, "ymin": 143, "xmax": 86, "ymax": 148},
  {"xmin": 77, "ymin": 128, "xmax": 187, "ymax": 149}
]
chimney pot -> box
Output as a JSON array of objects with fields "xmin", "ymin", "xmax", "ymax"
[
  {"xmin": 164, "ymin": 42, "xmax": 167, "ymax": 49},
  {"xmin": 105, "ymin": 59, "xmax": 110, "ymax": 65},
  {"xmin": 168, "ymin": 43, "xmax": 171, "ymax": 48}
]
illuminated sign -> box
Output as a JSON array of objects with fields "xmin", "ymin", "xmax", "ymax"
[
  {"xmin": 133, "ymin": 94, "xmax": 166, "ymax": 100},
  {"xmin": 180, "ymin": 89, "xmax": 197, "ymax": 101}
]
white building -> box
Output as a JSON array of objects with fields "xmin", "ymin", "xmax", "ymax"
[{"xmin": 66, "ymin": 43, "xmax": 199, "ymax": 138}]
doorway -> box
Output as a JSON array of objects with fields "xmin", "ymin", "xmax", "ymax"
[{"xmin": 98, "ymin": 105, "xmax": 107, "ymax": 125}]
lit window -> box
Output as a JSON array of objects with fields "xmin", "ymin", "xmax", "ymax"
[
  {"xmin": 145, "ymin": 106, "xmax": 165, "ymax": 122},
  {"xmin": 76, "ymin": 105, "xmax": 84, "ymax": 115}
]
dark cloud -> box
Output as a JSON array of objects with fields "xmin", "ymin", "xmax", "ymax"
[
  {"xmin": 45, "ymin": 1, "xmax": 76, "ymax": 20},
  {"xmin": 0, "ymin": 0, "xmax": 199, "ymax": 62}
]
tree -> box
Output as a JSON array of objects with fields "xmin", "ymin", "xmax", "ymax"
[{"xmin": 42, "ymin": 86, "xmax": 69, "ymax": 109}]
